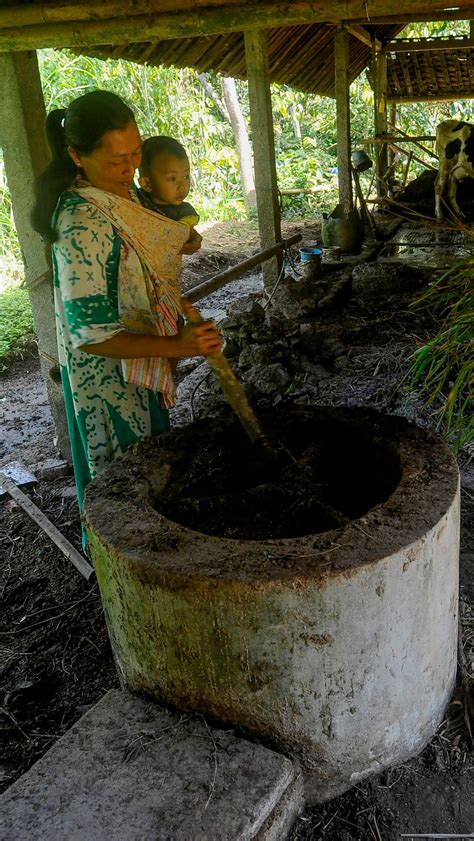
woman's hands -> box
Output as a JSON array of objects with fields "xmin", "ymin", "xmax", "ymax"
[
  {"xmin": 169, "ymin": 321, "xmax": 221, "ymax": 357},
  {"xmin": 78, "ymin": 299, "xmax": 221, "ymax": 360},
  {"xmin": 170, "ymin": 298, "xmax": 221, "ymax": 357}
]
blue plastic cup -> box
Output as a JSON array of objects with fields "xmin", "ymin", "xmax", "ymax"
[{"xmin": 298, "ymin": 246, "xmax": 322, "ymax": 279}]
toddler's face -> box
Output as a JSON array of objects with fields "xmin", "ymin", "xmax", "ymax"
[{"xmin": 143, "ymin": 153, "xmax": 191, "ymax": 205}]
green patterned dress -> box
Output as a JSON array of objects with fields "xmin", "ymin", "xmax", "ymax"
[{"xmin": 52, "ymin": 191, "xmax": 170, "ymax": 515}]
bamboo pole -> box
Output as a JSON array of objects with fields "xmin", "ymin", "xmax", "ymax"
[
  {"xmin": 183, "ymin": 300, "xmax": 265, "ymax": 445},
  {"xmin": 0, "ymin": 2, "xmax": 473, "ymax": 51},
  {"xmin": 390, "ymin": 142, "xmax": 436, "ymax": 171},
  {"xmin": 188, "ymin": 234, "xmax": 301, "ymax": 303},
  {"xmin": 387, "ymin": 123, "xmax": 438, "ymax": 159},
  {"xmin": 361, "ymin": 135, "xmax": 436, "ymax": 144}
]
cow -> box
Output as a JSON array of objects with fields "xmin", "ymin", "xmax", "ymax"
[{"xmin": 434, "ymin": 120, "xmax": 474, "ymax": 220}]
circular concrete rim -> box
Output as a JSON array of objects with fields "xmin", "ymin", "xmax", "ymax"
[{"xmin": 83, "ymin": 407, "xmax": 459, "ymax": 583}]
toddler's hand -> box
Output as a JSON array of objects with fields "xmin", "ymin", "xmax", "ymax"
[{"xmin": 180, "ymin": 229, "xmax": 203, "ymax": 255}]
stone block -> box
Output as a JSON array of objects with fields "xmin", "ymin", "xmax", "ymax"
[{"xmin": 0, "ymin": 690, "xmax": 303, "ymax": 841}]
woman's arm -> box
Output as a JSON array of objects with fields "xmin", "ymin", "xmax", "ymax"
[{"xmin": 79, "ymin": 318, "xmax": 220, "ymax": 359}]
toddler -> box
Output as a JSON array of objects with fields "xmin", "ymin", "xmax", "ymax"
[{"xmin": 138, "ymin": 135, "xmax": 202, "ymax": 253}]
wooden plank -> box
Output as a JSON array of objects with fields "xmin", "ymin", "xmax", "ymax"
[
  {"xmin": 245, "ymin": 28, "xmax": 281, "ymax": 290},
  {"xmin": 0, "ymin": 473, "xmax": 94, "ymax": 581},
  {"xmin": 334, "ymin": 26, "xmax": 352, "ymax": 213},
  {"xmin": 0, "ymin": 2, "xmax": 473, "ymax": 51}
]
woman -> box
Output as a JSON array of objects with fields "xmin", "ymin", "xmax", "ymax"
[{"xmin": 31, "ymin": 90, "xmax": 220, "ymax": 525}]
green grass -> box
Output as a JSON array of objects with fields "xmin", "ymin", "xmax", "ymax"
[
  {"xmin": 0, "ymin": 283, "xmax": 35, "ymax": 368},
  {"xmin": 410, "ymin": 255, "xmax": 473, "ymax": 452}
]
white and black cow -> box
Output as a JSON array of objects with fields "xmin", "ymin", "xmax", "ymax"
[{"xmin": 434, "ymin": 120, "xmax": 474, "ymax": 220}]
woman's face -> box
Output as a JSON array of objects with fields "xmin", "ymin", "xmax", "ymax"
[{"xmin": 69, "ymin": 120, "xmax": 142, "ymax": 198}]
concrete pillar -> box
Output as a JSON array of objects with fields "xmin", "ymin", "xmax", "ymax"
[
  {"xmin": 0, "ymin": 51, "xmax": 70, "ymax": 459},
  {"xmin": 334, "ymin": 26, "xmax": 353, "ymax": 213},
  {"xmin": 245, "ymin": 29, "xmax": 282, "ymax": 290}
]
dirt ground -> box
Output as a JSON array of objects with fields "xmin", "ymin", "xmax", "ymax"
[{"xmin": 0, "ymin": 216, "xmax": 472, "ymax": 839}]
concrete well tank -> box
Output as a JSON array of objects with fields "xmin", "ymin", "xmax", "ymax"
[{"xmin": 84, "ymin": 407, "xmax": 459, "ymax": 803}]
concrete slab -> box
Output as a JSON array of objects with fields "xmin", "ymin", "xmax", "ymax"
[{"xmin": 0, "ymin": 689, "xmax": 303, "ymax": 841}]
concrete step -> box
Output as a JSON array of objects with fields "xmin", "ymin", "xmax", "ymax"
[{"xmin": 0, "ymin": 689, "xmax": 303, "ymax": 841}]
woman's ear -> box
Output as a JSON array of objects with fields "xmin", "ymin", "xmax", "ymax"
[
  {"xmin": 67, "ymin": 147, "xmax": 82, "ymax": 168},
  {"xmin": 138, "ymin": 175, "xmax": 152, "ymax": 192}
]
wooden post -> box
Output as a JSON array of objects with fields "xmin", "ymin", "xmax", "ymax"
[
  {"xmin": 0, "ymin": 51, "xmax": 70, "ymax": 459},
  {"xmin": 245, "ymin": 28, "xmax": 281, "ymax": 289},
  {"xmin": 374, "ymin": 47, "xmax": 389, "ymax": 197},
  {"xmin": 334, "ymin": 26, "xmax": 352, "ymax": 213}
]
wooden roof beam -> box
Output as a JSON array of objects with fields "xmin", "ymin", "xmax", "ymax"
[
  {"xmin": 388, "ymin": 92, "xmax": 474, "ymax": 102},
  {"xmin": 0, "ymin": 0, "xmax": 472, "ymax": 31},
  {"xmin": 0, "ymin": 1, "xmax": 473, "ymax": 51},
  {"xmin": 345, "ymin": 24, "xmax": 381, "ymax": 51},
  {"xmin": 348, "ymin": 7, "xmax": 474, "ymax": 24},
  {"xmin": 387, "ymin": 35, "xmax": 474, "ymax": 51}
]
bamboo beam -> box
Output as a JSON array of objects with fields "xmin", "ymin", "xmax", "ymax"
[
  {"xmin": 334, "ymin": 26, "xmax": 352, "ymax": 213},
  {"xmin": 245, "ymin": 28, "xmax": 281, "ymax": 289},
  {"xmin": 0, "ymin": 2, "xmax": 473, "ymax": 51},
  {"xmin": 387, "ymin": 36, "xmax": 474, "ymax": 52}
]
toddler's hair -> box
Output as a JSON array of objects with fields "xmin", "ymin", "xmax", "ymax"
[{"xmin": 139, "ymin": 135, "xmax": 188, "ymax": 177}]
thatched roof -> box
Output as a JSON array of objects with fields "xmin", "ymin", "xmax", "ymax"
[
  {"xmin": 0, "ymin": 1, "xmax": 472, "ymax": 100},
  {"xmin": 77, "ymin": 24, "xmax": 402, "ymax": 98},
  {"xmin": 387, "ymin": 41, "xmax": 474, "ymax": 102}
]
